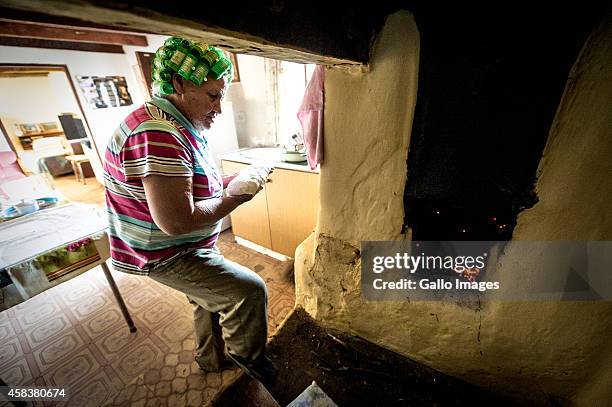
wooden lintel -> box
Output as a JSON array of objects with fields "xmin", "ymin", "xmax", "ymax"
[
  {"xmin": 0, "ymin": 19, "xmax": 148, "ymax": 46},
  {"xmin": 0, "ymin": 36, "xmax": 125, "ymax": 53},
  {"xmin": 0, "ymin": 0, "xmax": 366, "ymax": 66}
]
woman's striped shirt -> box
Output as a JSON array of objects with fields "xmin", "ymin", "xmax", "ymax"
[{"xmin": 103, "ymin": 97, "xmax": 223, "ymax": 275}]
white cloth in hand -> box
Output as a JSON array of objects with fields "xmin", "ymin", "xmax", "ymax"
[{"xmin": 226, "ymin": 163, "xmax": 272, "ymax": 196}]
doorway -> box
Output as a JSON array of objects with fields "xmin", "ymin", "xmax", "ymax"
[{"xmin": 0, "ymin": 64, "xmax": 105, "ymax": 206}]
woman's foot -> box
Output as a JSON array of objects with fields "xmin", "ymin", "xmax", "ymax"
[{"xmin": 225, "ymin": 352, "xmax": 278, "ymax": 384}]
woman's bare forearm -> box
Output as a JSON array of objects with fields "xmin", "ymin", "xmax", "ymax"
[
  {"xmin": 192, "ymin": 194, "xmax": 249, "ymax": 228},
  {"xmin": 143, "ymin": 174, "xmax": 251, "ymax": 236}
]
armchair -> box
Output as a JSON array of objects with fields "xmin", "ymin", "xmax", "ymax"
[
  {"xmin": 0, "ymin": 151, "xmax": 27, "ymax": 200},
  {"xmin": 32, "ymin": 137, "xmax": 73, "ymax": 177}
]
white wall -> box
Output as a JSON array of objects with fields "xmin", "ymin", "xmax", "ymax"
[
  {"xmin": 225, "ymin": 54, "xmax": 275, "ymax": 147},
  {"xmin": 0, "ymin": 73, "xmax": 81, "ymax": 151},
  {"xmin": 48, "ymin": 71, "xmax": 82, "ymax": 118},
  {"xmin": 0, "ymin": 34, "xmax": 167, "ymax": 155}
]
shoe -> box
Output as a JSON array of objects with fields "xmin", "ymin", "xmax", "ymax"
[
  {"xmin": 197, "ymin": 358, "xmax": 236, "ymax": 373},
  {"xmin": 225, "ymin": 352, "xmax": 278, "ymax": 383}
]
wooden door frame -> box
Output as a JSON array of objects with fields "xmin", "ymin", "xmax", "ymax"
[
  {"xmin": 0, "ymin": 63, "xmax": 102, "ymax": 161},
  {"xmin": 135, "ymin": 51, "xmax": 153, "ymax": 99},
  {"xmin": 0, "ymin": 117, "xmax": 17, "ymax": 152}
]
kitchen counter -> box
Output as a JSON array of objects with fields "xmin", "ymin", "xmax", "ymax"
[{"xmin": 218, "ymin": 147, "xmax": 319, "ymax": 173}]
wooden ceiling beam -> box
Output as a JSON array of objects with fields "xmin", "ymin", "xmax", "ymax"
[
  {"xmin": 0, "ymin": 72, "xmax": 49, "ymax": 78},
  {"xmin": 0, "ymin": 7, "xmax": 152, "ymax": 34},
  {"xmin": 0, "ymin": 36, "xmax": 125, "ymax": 53},
  {"xmin": 0, "ymin": 0, "xmax": 379, "ymax": 66},
  {"xmin": 0, "ymin": 19, "xmax": 148, "ymax": 46}
]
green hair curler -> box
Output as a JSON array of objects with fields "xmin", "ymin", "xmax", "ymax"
[
  {"xmin": 152, "ymin": 81, "xmax": 174, "ymax": 96},
  {"xmin": 151, "ymin": 36, "xmax": 234, "ymax": 97}
]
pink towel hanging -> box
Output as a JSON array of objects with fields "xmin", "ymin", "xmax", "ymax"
[{"xmin": 297, "ymin": 65, "xmax": 324, "ymax": 170}]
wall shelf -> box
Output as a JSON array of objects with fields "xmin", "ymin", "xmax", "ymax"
[
  {"xmin": 17, "ymin": 130, "xmax": 64, "ymax": 138},
  {"xmin": 17, "ymin": 130, "xmax": 65, "ymax": 150}
]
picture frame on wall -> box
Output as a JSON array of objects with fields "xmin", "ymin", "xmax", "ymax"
[
  {"xmin": 39, "ymin": 122, "xmax": 60, "ymax": 132},
  {"xmin": 76, "ymin": 75, "xmax": 133, "ymax": 109},
  {"xmin": 18, "ymin": 123, "xmax": 41, "ymax": 135}
]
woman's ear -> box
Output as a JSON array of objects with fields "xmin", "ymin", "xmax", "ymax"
[{"xmin": 171, "ymin": 73, "xmax": 185, "ymax": 95}]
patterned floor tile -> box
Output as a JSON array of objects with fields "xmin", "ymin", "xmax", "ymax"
[
  {"xmin": 55, "ymin": 277, "xmax": 100, "ymax": 307},
  {"xmin": 110, "ymin": 338, "xmax": 166, "ymax": 384},
  {"xmin": 71, "ymin": 294, "xmax": 111, "ymax": 321},
  {"xmin": 153, "ymin": 315, "xmax": 193, "ymax": 345},
  {"xmin": 43, "ymin": 346, "xmax": 102, "ymax": 388},
  {"xmin": 0, "ymin": 319, "xmax": 16, "ymax": 343},
  {"xmin": 15, "ymin": 300, "xmax": 61, "ymax": 329},
  {"xmin": 23, "ymin": 314, "xmax": 73, "ymax": 350},
  {"xmin": 92, "ymin": 322, "xmax": 148, "ymax": 362},
  {"xmin": 32, "ymin": 328, "xmax": 86, "ymax": 371},
  {"xmin": 104, "ymin": 375, "xmax": 164, "ymax": 407},
  {"xmin": 1, "ymin": 357, "xmax": 33, "ymax": 387},
  {"xmin": 63, "ymin": 365, "xmax": 127, "ymax": 407},
  {"xmin": 0, "ymin": 230, "xmax": 295, "ymax": 405},
  {"xmin": 0, "ymin": 336, "xmax": 22, "ymax": 369}
]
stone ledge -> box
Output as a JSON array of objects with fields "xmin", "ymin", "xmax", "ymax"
[{"xmin": 210, "ymin": 307, "xmax": 517, "ymax": 406}]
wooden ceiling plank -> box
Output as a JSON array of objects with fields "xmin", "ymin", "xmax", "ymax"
[
  {"xmin": 0, "ymin": 37, "xmax": 125, "ymax": 53},
  {"xmin": 0, "ymin": 19, "xmax": 147, "ymax": 46}
]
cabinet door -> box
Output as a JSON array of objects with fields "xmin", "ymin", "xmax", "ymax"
[
  {"xmin": 265, "ymin": 168, "xmax": 319, "ymax": 257},
  {"xmin": 221, "ymin": 160, "xmax": 272, "ymax": 248}
]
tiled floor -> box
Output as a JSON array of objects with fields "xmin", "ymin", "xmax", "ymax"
[{"xmin": 0, "ymin": 231, "xmax": 295, "ymax": 406}]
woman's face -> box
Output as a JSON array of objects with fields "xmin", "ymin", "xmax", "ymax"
[{"xmin": 171, "ymin": 74, "xmax": 227, "ymax": 131}]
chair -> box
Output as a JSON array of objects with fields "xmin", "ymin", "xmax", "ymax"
[
  {"xmin": 0, "ymin": 151, "xmax": 26, "ymax": 182},
  {"xmin": 32, "ymin": 137, "xmax": 71, "ymax": 158},
  {"xmin": 80, "ymin": 139, "xmax": 105, "ymax": 185},
  {"xmin": 32, "ymin": 137, "xmax": 73, "ymax": 177},
  {"xmin": 0, "ymin": 151, "xmax": 27, "ymax": 200}
]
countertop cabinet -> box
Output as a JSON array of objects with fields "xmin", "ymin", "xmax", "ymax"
[{"xmin": 221, "ymin": 159, "xmax": 319, "ymax": 257}]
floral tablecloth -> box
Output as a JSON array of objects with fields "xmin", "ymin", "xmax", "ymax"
[{"xmin": 0, "ymin": 203, "xmax": 108, "ymax": 299}]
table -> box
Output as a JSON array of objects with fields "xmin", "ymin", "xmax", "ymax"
[
  {"xmin": 0, "ymin": 203, "xmax": 136, "ymax": 332},
  {"xmin": 65, "ymin": 154, "xmax": 90, "ymax": 184}
]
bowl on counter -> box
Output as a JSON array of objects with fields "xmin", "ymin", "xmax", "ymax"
[
  {"xmin": 280, "ymin": 150, "xmax": 307, "ymax": 163},
  {"xmin": 14, "ymin": 199, "xmax": 39, "ymax": 215}
]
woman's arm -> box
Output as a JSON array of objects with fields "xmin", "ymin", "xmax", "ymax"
[{"xmin": 143, "ymin": 174, "xmax": 251, "ymax": 236}]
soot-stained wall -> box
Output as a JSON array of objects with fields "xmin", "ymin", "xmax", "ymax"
[
  {"xmin": 404, "ymin": 5, "xmax": 603, "ymax": 241},
  {"xmin": 296, "ymin": 9, "xmax": 612, "ymax": 406}
]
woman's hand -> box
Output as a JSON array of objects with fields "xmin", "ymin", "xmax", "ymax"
[{"xmin": 222, "ymin": 172, "xmax": 240, "ymax": 189}]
